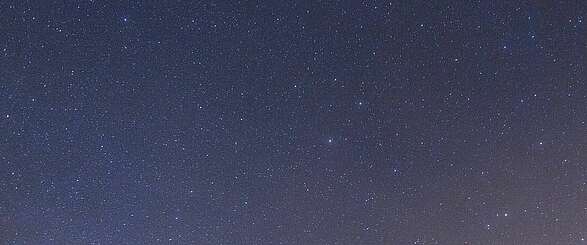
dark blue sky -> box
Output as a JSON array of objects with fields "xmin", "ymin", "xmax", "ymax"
[{"xmin": 1, "ymin": 1, "xmax": 586, "ymax": 244}]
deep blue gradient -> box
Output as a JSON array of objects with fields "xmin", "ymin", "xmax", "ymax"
[{"xmin": 1, "ymin": 1, "xmax": 586, "ymax": 244}]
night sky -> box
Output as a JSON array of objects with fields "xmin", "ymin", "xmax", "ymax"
[{"xmin": 1, "ymin": 1, "xmax": 586, "ymax": 244}]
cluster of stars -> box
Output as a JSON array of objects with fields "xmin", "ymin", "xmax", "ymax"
[{"xmin": 1, "ymin": 1, "xmax": 585, "ymax": 244}]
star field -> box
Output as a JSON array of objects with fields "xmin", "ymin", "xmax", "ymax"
[{"xmin": 1, "ymin": 1, "xmax": 586, "ymax": 244}]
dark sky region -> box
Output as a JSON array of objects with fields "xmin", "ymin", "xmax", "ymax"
[{"xmin": 1, "ymin": 1, "xmax": 586, "ymax": 244}]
